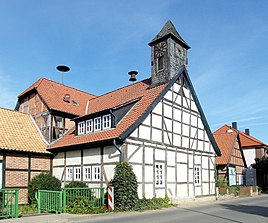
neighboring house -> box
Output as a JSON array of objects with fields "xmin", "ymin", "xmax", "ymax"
[
  {"xmin": 48, "ymin": 20, "xmax": 221, "ymax": 201},
  {"xmin": 15, "ymin": 78, "xmax": 96, "ymax": 143},
  {"xmin": 213, "ymin": 126, "xmax": 247, "ymax": 186},
  {"xmin": 214, "ymin": 123, "xmax": 268, "ymax": 167},
  {"xmin": 0, "ymin": 108, "xmax": 52, "ymax": 204}
]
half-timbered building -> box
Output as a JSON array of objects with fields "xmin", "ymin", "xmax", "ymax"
[
  {"xmin": 48, "ymin": 20, "xmax": 221, "ymax": 201},
  {"xmin": 213, "ymin": 125, "xmax": 247, "ymax": 186}
]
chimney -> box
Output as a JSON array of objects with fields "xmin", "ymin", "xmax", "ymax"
[
  {"xmin": 245, "ymin": 128, "xmax": 250, "ymax": 135},
  {"xmin": 232, "ymin": 122, "xmax": 237, "ymax": 130}
]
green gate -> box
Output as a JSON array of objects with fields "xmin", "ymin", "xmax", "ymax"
[
  {"xmin": 0, "ymin": 188, "xmax": 19, "ymax": 219},
  {"xmin": 36, "ymin": 187, "xmax": 104, "ymax": 214},
  {"xmin": 36, "ymin": 190, "xmax": 63, "ymax": 214}
]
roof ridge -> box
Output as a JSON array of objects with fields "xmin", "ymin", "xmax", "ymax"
[
  {"xmin": 40, "ymin": 78, "xmax": 96, "ymax": 97},
  {"xmin": 87, "ymin": 78, "xmax": 151, "ymax": 102},
  {"xmin": 238, "ymin": 129, "xmax": 266, "ymax": 145}
]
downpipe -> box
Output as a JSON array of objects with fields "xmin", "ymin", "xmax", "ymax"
[{"xmin": 113, "ymin": 139, "xmax": 123, "ymax": 162}]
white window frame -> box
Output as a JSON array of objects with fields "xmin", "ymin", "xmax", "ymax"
[
  {"xmin": 66, "ymin": 167, "xmax": 73, "ymax": 181},
  {"xmin": 86, "ymin": 119, "xmax": 93, "ymax": 133},
  {"xmin": 94, "ymin": 117, "xmax": 102, "ymax": 132},
  {"xmin": 194, "ymin": 166, "xmax": 201, "ymax": 185},
  {"xmin": 92, "ymin": 166, "xmax": 101, "ymax": 181},
  {"xmin": 155, "ymin": 163, "xmax": 164, "ymax": 187},
  {"xmin": 102, "ymin": 114, "xmax": 111, "ymax": 130},
  {"xmin": 74, "ymin": 167, "xmax": 81, "ymax": 181},
  {"xmin": 83, "ymin": 166, "xmax": 91, "ymax": 181},
  {"xmin": 78, "ymin": 121, "xmax": 85, "ymax": 135}
]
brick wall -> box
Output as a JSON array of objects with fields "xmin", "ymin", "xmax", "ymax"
[{"xmin": 2, "ymin": 153, "xmax": 51, "ymax": 204}]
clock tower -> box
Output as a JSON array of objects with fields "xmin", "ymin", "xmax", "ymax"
[{"xmin": 148, "ymin": 20, "xmax": 190, "ymax": 86}]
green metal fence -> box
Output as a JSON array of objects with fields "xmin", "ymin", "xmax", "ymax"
[
  {"xmin": 36, "ymin": 187, "xmax": 105, "ymax": 214},
  {"xmin": 0, "ymin": 188, "xmax": 19, "ymax": 219},
  {"xmin": 36, "ymin": 190, "xmax": 63, "ymax": 214}
]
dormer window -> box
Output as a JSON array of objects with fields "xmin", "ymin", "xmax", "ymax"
[
  {"xmin": 103, "ymin": 114, "xmax": 111, "ymax": 129},
  {"xmin": 86, "ymin": 119, "xmax": 93, "ymax": 133},
  {"xmin": 94, "ymin": 117, "xmax": 102, "ymax": 131},
  {"xmin": 78, "ymin": 121, "xmax": 85, "ymax": 135}
]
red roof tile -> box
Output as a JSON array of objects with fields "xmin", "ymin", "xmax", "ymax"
[
  {"xmin": 0, "ymin": 107, "xmax": 50, "ymax": 154},
  {"xmin": 18, "ymin": 78, "xmax": 96, "ymax": 116},
  {"xmin": 49, "ymin": 79, "xmax": 167, "ymax": 149},
  {"xmin": 214, "ymin": 125, "xmax": 267, "ymax": 148},
  {"xmin": 214, "ymin": 132, "xmax": 237, "ymax": 165}
]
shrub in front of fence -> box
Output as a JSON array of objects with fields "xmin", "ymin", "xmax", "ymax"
[{"xmin": 28, "ymin": 173, "xmax": 61, "ymax": 205}]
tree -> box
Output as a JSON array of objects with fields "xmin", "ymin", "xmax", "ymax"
[{"xmin": 111, "ymin": 162, "xmax": 138, "ymax": 210}]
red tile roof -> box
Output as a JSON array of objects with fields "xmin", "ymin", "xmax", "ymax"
[
  {"xmin": 214, "ymin": 125, "xmax": 267, "ymax": 148},
  {"xmin": 0, "ymin": 107, "xmax": 50, "ymax": 154},
  {"xmin": 49, "ymin": 79, "xmax": 167, "ymax": 149},
  {"xmin": 18, "ymin": 78, "xmax": 96, "ymax": 116},
  {"xmin": 214, "ymin": 132, "xmax": 237, "ymax": 165}
]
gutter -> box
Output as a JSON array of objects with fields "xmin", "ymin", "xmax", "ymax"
[{"xmin": 113, "ymin": 139, "xmax": 123, "ymax": 162}]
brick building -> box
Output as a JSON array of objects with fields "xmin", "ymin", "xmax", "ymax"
[{"xmin": 0, "ymin": 108, "xmax": 52, "ymax": 204}]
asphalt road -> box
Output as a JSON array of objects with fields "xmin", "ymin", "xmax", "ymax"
[{"xmin": 78, "ymin": 195, "xmax": 268, "ymax": 223}]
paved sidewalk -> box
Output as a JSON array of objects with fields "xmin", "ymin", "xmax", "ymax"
[{"xmin": 0, "ymin": 213, "xmax": 95, "ymax": 223}]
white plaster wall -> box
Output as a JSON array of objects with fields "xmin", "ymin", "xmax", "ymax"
[
  {"xmin": 182, "ymin": 137, "xmax": 189, "ymax": 148},
  {"xmin": 103, "ymin": 164, "xmax": 116, "ymax": 182},
  {"xmin": 173, "ymin": 135, "xmax": 181, "ymax": 147},
  {"xmin": 163, "ymin": 104, "xmax": 172, "ymax": 118},
  {"xmin": 182, "ymin": 112, "xmax": 190, "ymax": 125},
  {"xmin": 191, "ymin": 115, "xmax": 198, "ymax": 127},
  {"xmin": 182, "ymin": 124, "xmax": 189, "ymax": 137},
  {"xmin": 103, "ymin": 146, "xmax": 120, "ymax": 163},
  {"xmin": 128, "ymin": 144, "xmax": 143, "ymax": 163},
  {"xmin": 197, "ymin": 140, "xmax": 203, "ymax": 151},
  {"xmin": 164, "ymin": 118, "xmax": 172, "ymax": 131},
  {"xmin": 153, "ymin": 102, "xmax": 162, "ymax": 115},
  {"xmin": 195, "ymin": 186, "xmax": 202, "ymax": 196},
  {"xmin": 243, "ymin": 149, "xmax": 256, "ymax": 166},
  {"xmin": 202, "ymin": 169, "xmax": 209, "ymax": 182},
  {"xmin": 165, "ymin": 90, "xmax": 173, "ymax": 101},
  {"xmin": 53, "ymin": 167, "xmax": 64, "ymax": 182},
  {"xmin": 204, "ymin": 142, "xmax": 210, "ymax": 152},
  {"xmin": 139, "ymin": 125, "xmax": 151, "ymax": 140},
  {"xmin": 132, "ymin": 164, "xmax": 143, "ymax": 183},
  {"xmin": 177, "ymin": 153, "xmax": 187, "ymax": 163},
  {"xmin": 173, "ymin": 107, "xmax": 181, "ymax": 122},
  {"xmin": 164, "ymin": 131, "xmax": 172, "ymax": 144},
  {"xmin": 167, "ymin": 184, "xmax": 176, "ymax": 200},
  {"xmin": 202, "ymin": 156, "xmax": 209, "ymax": 169},
  {"xmin": 188, "ymin": 184, "xmax": 194, "ymax": 197},
  {"xmin": 195, "ymin": 155, "xmax": 201, "ymax": 165},
  {"xmin": 143, "ymin": 115, "xmax": 151, "ymax": 126},
  {"xmin": 152, "ymin": 128, "xmax": 162, "ymax": 143},
  {"xmin": 188, "ymin": 154, "xmax": 193, "ymax": 168},
  {"xmin": 167, "ymin": 151, "xmax": 175, "ymax": 166},
  {"xmin": 155, "ymin": 149, "xmax": 165, "ymax": 161},
  {"xmin": 129, "ymin": 128, "xmax": 138, "ymax": 138},
  {"xmin": 155, "ymin": 189, "xmax": 165, "ymax": 198},
  {"xmin": 177, "ymin": 184, "xmax": 188, "ymax": 198},
  {"xmin": 191, "ymin": 100, "xmax": 198, "ymax": 112},
  {"xmin": 203, "ymin": 183, "xmax": 210, "ymax": 195},
  {"xmin": 210, "ymin": 182, "xmax": 215, "ymax": 194},
  {"xmin": 152, "ymin": 114, "xmax": 162, "ymax": 129},
  {"xmin": 144, "ymin": 184, "xmax": 154, "ymax": 198},
  {"xmin": 173, "ymin": 82, "xmax": 180, "ymax": 93},
  {"xmin": 66, "ymin": 150, "xmax": 81, "ymax": 165},
  {"xmin": 144, "ymin": 147, "xmax": 154, "ymax": 164},
  {"xmin": 137, "ymin": 183, "xmax": 143, "ymax": 198},
  {"xmin": 53, "ymin": 152, "xmax": 64, "ymax": 166},
  {"xmin": 144, "ymin": 165, "xmax": 153, "ymax": 182},
  {"xmin": 167, "ymin": 167, "xmax": 175, "ymax": 182},
  {"xmin": 177, "ymin": 164, "xmax": 187, "ymax": 182},
  {"xmin": 83, "ymin": 147, "xmax": 101, "ymax": 164}
]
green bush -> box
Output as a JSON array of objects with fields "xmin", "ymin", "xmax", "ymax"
[
  {"xmin": 135, "ymin": 197, "xmax": 171, "ymax": 211},
  {"xmin": 28, "ymin": 173, "xmax": 61, "ymax": 204},
  {"xmin": 64, "ymin": 181, "xmax": 87, "ymax": 188},
  {"xmin": 111, "ymin": 162, "xmax": 138, "ymax": 211}
]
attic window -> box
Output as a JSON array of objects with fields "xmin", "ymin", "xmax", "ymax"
[{"xmin": 71, "ymin": 100, "xmax": 78, "ymax": 106}]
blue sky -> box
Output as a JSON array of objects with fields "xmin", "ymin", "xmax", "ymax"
[{"xmin": 0, "ymin": 1, "xmax": 268, "ymax": 143}]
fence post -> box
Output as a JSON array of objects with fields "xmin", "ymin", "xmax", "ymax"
[
  {"xmin": 63, "ymin": 189, "xmax": 66, "ymax": 213},
  {"xmin": 108, "ymin": 187, "xmax": 114, "ymax": 210},
  {"xmin": 14, "ymin": 189, "xmax": 19, "ymax": 218},
  {"xmin": 101, "ymin": 188, "xmax": 105, "ymax": 206},
  {"xmin": 36, "ymin": 191, "xmax": 41, "ymax": 214}
]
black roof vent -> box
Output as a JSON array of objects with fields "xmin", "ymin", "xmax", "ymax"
[{"xmin": 128, "ymin": 71, "xmax": 138, "ymax": 83}]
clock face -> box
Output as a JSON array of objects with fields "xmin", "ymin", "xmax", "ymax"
[{"xmin": 154, "ymin": 42, "xmax": 167, "ymax": 58}]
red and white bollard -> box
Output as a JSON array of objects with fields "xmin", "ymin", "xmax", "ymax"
[{"xmin": 108, "ymin": 186, "xmax": 114, "ymax": 210}]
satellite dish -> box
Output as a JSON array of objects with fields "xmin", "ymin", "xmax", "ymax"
[{"xmin": 56, "ymin": 65, "xmax": 70, "ymax": 84}]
